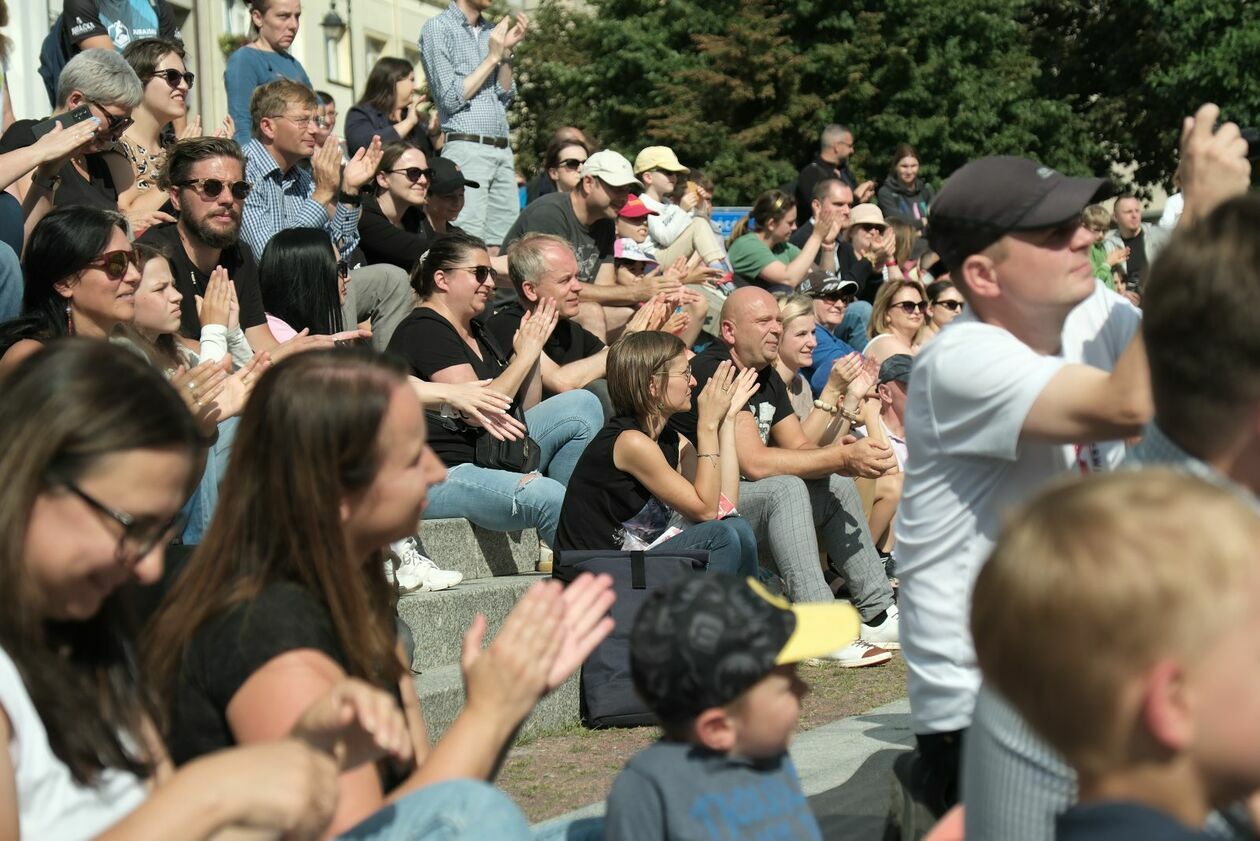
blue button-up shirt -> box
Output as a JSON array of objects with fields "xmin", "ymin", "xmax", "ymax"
[
  {"xmin": 419, "ymin": 1, "xmax": 515, "ymax": 138},
  {"xmin": 240, "ymin": 138, "xmax": 361, "ymax": 262}
]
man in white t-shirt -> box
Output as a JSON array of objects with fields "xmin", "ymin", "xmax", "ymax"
[{"xmin": 895, "ymin": 156, "xmax": 1153, "ymax": 815}]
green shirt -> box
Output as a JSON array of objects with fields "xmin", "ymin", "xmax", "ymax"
[
  {"xmin": 728, "ymin": 234, "xmax": 800, "ymax": 291},
  {"xmin": 1089, "ymin": 243, "xmax": 1115, "ymax": 290}
]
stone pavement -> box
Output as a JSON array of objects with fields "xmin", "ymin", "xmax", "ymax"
[{"xmin": 531, "ymin": 698, "xmax": 914, "ymax": 840}]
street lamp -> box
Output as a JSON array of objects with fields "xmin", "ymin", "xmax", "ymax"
[{"xmin": 321, "ymin": 2, "xmax": 347, "ymax": 41}]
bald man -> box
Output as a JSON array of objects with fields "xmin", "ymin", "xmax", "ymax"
[{"xmin": 669, "ymin": 287, "xmax": 901, "ymax": 662}]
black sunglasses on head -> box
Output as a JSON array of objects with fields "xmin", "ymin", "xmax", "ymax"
[
  {"xmin": 388, "ymin": 167, "xmax": 434, "ymax": 183},
  {"xmin": 146, "ymin": 68, "xmax": 195, "ymax": 89},
  {"xmin": 177, "ymin": 178, "xmax": 253, "ymax": 201}
]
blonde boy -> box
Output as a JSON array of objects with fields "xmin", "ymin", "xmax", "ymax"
[{"xmin": 972, "ymin": 471, "xmax": 1260, "ymax": 839}]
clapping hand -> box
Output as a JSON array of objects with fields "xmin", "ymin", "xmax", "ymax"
[
  {"xmin": 213, "ymin": 115, "xmax": 235, "ymax": 139},
  {"xmin": 177, "ymin": 115, "xmax": 202, "ymax": 141},
  {"xmin": 512, "ymin": 297, "xmax": 559, "ymax": 360},
  {"xmin": 343, "ymin": 135, "xmax": 384, "ymax": 192},
  {"xmin": 826, "ymin": 351, "xmax": 864, "ymax": 394},
  {"xmin": 697, "ymin": 360, "xmax": 738, "ymax": 426},
  {"xmin": 624, "ymin": 294, "xmax": 671, "ymax": 334},
  {"xmin": 725, "ymin": 366, "xmax": 760, "ymax": 421},
  {"xmin": 291, "ymin": 678, "xmax": 413, "ymax": 773}
]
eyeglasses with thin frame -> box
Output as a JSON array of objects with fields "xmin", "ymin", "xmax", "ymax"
[
  {"xmin": 177, "ymin": 178, "xmax": 254, "ymax": 201},
  {"xmin": 388, "ymin": 167, "xmax": 434, "ymax": 184},
  {"xmin": 447, "ymin": 265, "xmax": 494, "ymax": 285},
  {"xmin": 268, "ymin": 113, "xmax": 318, "ymax": 130},
  {"xmin": 890, "ymin": 300, "xmax": 928, "ymax": 315},
  {"xmin": 557, "ymin": 158, "xmax": 586, "ymax": 170},
  {"xmin": 88, "ymin": 100, "xmax": 133, "ymax": 139},
  {"xmin": 85, "ymin": 249, "xmax": 139, "ymax": 281},
  {"xmin": 58, "ymin": 478, "xmax": 188, "ymax": 562},
  {"xmin": 146, "ymin": 68, "xmax": 195, "ymax": 89},
  {"xmin": 657, "ymin": 363, "xmax": 693, "ymax": 380},
  {"xmin": 934, "ymin": 300, "xmax": 965, "ymax": 313}
]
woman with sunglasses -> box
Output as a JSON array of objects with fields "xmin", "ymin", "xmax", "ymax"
[
  {"xmin": 386, "ymin": 232, "xmax": 605, "ymax": 548},
  {"xmin": 538, "ymin": 136, "xmax": 591, "ymax": 198},
  {"xmin": 725, "ymin": 189, "xmax": 840, "ymax": 293},
  {"xmin": 359, "ymin": 141, "xmax": 442, "ymax": 272},
  {"xmin": 865, "ymin": 279, "xmax": 930, "ymax": 366},
  {"xmin": 556, "ymin": 330, "xmax": 759, "ymax": 574},
  {"xmin": 347, "ymin": 57, "xmax": 439, "ymax": 161},
  {"xmin": 0, "ymin": 207, "xmax": 141, "ymax": 375},
  {"xmin": 0, "ymin": 340, "xmax": 422, "ymax": 841},
  {"xmin": 924, "ymin": 279, "xmax": 965, "ymax": 338}
]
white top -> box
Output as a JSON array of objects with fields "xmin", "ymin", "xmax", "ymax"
[
  {"xmin": 0, "ymin": 646, "xmax": 148, "ymax": 840},
  {"xmin": 639, "ymin": 192, "xmax": 694, "ymax": 251},
  {"xmin": 1158, "ymin": 192, "xmax": 1184, "ymax": 230},
  {"xmin": 896, "ymin": 281, "xmax": 1139, "ymax": 734}
]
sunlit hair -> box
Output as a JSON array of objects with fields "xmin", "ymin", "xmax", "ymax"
[
  {"xmin": 868, "ymin": 278, "xmax": 928, "ymax": 339},
  {"xmin": 727, "ymin": 190, "xmax": 795, "ymax": 245},
  {"xmin": 607, "ymin": 330, "xmax": 687, "ymax": 425}
]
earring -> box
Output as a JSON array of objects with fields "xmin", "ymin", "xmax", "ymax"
[{"xmin": 65, "ymin": 301, "xmax": 74, "ymax": 336}]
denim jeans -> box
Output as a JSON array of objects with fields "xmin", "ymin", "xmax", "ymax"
[
  {"xmin": 835, "ymin": 300, "xmax": 872, "ymax": 351},
  {"xmin": 657, "ymin": 516, "xmax": 758, "ymax": 577},
  {"xmin": 442, "ymin": 140, "xmax": 520, "ymax": 247},
  {"xmin": 179, "ymin": 416, "xmax": 240, "ymax": 545},
  {"xmin": 424, "ymin": 390, "xmax": 602, "ymax": 545},
  {"xmin": 338, "ymin": 779, "xmax": 531, "ymax": 840}
]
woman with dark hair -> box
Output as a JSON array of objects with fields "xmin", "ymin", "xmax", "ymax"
[
  {"xmin": 726, "ymin": 189, "xmax": 839, "ymax": 292},
  {"xmin": 346, "ymin": 57, "xmax": 439, "ymax": 160},
  {"xmin": 358, "ymin": 141, "xmax": 439, "ymax": 271},
  {"xmin": 556, "ymin": 330, "xmax": 759, "ymax": 574},
  {"xmin": 0, "ymin": 206, "xmax": 140, "ymax": 373},
  {"xmin": 257, "ymin": 227, "xmax": 348, "ymax": 340},
  {"xmin": 386, "ymin": 232, "xmax": 605, "ymax": 548},
  {"xmin": 876, "ymin": 143, "xmax": 935, "ymax": 233},
  {"xmin": 924, "ymin": 279, "xmax": 965, "ymax": 338},
  {"xmin": 524, "ymin": 126, "xmax": 592, "ymax": 205},
  {"xmin": 225, "ymin": 0, "xmax": 312, "ymax": 144},
  {"xmin": 0, "ymin": 341, "xmax": 414, "ymax": 840},
  {"xmin": 147, "ymin": 348, "xmax": 614, "ymax": 837}
]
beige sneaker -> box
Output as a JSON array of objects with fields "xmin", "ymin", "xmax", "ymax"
[
  {"xmin": 814, "ymin": 638, "xmax": 893, "ymax": 668},
  {"xmin": 537, "ymin": 542, "xmax": 554, "ymax": 574}
]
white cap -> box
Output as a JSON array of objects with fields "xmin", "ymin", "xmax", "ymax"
[{"xmin": 581, "ymin": 150, "xmax": 642, "ymax": 188}]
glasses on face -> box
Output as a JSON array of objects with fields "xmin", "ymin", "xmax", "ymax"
[
  {"xmin": 270, "ymin": 113, "xmax": 317, "ymax": 130},
  {"xmin": 557, "ymin": 158, "xmax": 586, "ymax": 170},
  {"xmin": 146, "ymin": 68, "xmax": 195, "ymax": 89},
  {"xmin": 934, "ymin": 300, "xmax": 964, "ymax": 313},
  {"xmin": 88, "ymin": 100, "xmax": 133, "ymax": 139},
  {"xmin": 657, "ymin": 364, "xmax": 693, "ymax": 380},
  {"xmin": 388, "ymin": 167, "xmax": 434, "ymax": 184},
  {"xmin": 819, "ymin": 293, "xmax": 854, "ymax": 304},
  {"xmin": 59, "ymin": 478, "xmax": 188, "ymax": 563},
  {"xmin": 891, "ymin": 300, "xmax": 928, "ymax": 315},
  {"xmin": 448, "ymin": 265, "xmax": 494, "ymax": 285},
  {"xmin": 177, "ymin": 178, "xmax": 253, "ymax": 201},
  {"xmin": 85, "ymin": 249, "xmax": 139, "ymax": 281}
]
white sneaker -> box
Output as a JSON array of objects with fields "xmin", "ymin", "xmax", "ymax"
[
  {"xmin": 816, "ymin": 638, "xmax": 892, "ymax": 668},
  {"xmin": 387, "ymin": 537, "xmax": 463, "ymax": 594},
  {"xmin": 861, "ymin": 603, "xmax": 900, "ymax": 650}
]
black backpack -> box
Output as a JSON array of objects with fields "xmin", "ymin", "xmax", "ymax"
[
  {"xmin": 554, "ymin": 548, "xmax": 707, "ymax": 728},
  {"xmin": 38, "ymin": 15, "xmax": 72, "ymax": 108}
]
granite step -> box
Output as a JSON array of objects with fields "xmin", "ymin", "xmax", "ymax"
[
  {"xmin": 414, "ymin": 518, "xmax": 540, "ymax": 582},
  {"xmin": 414, "ymin": 663, "xmax": 580, "ymax": 741}
]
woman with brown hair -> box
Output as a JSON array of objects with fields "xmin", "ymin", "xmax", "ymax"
[
  {"xmin": 865, "ymin": 278, "xmax": 929, "ymax": 366},
  {"xmin": 346, "ymin": 57, "xmax": 440, "ymax": 159},
  {"xmin": 725, "ymin": 189, "xmax": 840, "ymax": 292},
  {"xmin": 876, "ymin": 142, "xmax": 934, "ymax": 232},
  {"xmin": 146, "ymin": 348, "xmax": 614, "ymax": 838}
]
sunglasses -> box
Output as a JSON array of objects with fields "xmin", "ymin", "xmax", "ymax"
[
  {"xmin": 934, "ymin": 300, "xmax": 964, "ymax": 313},
  {"xmin": 86, "ymin": 249, "xmax": 139, "ymax": 281},
  {"xmin": 337, "ymin": 259, "xmax": 349, "ymax": 279},
  {"xmin": 557, "ymin": 158, "xmax": 586, "ymax": 171},
  {"xmin": 449, "ymin": 265, "xmax": 494, "ymax": 284},
  {"xmin": 890, "ymin": 301, "xmax": 928, "ymax": 315},
  {"xmin": 857, "ymin": 223, "xmax": 885, "ymax": 233},
  {"xmin": 59, "ymin": 477, "xmax": 188, "ymax": 562},
  {"xmin": 88, "ymin": 100, "xmax": 133, "ymax": 139},
  {"xmin": 388, "ymin": 167, "xmax": 434, "ymax": 183},
  {"xmin": 146, "ymin": 68, "xmax": 195, "ymax": 89},
  {"xmin": 177, "ymin": 178, "xmax": 253, "ymax": 201},
  {"xmin": 819, "ymin": 293, "xmax": 855, "ymax": 304}
]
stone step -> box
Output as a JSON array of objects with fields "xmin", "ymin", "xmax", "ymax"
[
  {"xmin": 415, "ymin": 518, "xmax": 540, "ymax": 582},
  {"xmin": 414, "ymin": 663, "xmax": 580, "ymax": 742},
  {"xmin": 397, "ymin": 574, "xmax": 547, "ymax": 672}
]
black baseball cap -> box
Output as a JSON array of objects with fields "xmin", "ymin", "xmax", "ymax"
[
  {"xmin": 429, "ymin": 157, "xmax": 480, "ymax": 195},
  {"xmin": 926, "ymin": 156, "xmax": 1116, "ymax": 272},
  {"xmin": 798, "ymin": 267, "xmax": 859, "ymax": 299},
  {"xmin": 630, "ymin": 574, "xmax": 859, "ymax": 723},
  {"xmin": 878, "ymin": 354, "xmax": 914, "ymax": 386}
]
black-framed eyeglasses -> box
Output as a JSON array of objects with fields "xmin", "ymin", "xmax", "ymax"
[
  {"xmin": 337, "ymin": 259, "xmax": 350, "ymax": 279},
  {"xmin": 388, "ymin": 167, "xmax": 434, "ymax": 183},
  {"xmin": 177, "ymin": 178, "xmax": 253, "ymax": 201},
  {"xmin": 934, "ymin": 300, "xmax": 965, "ymax": 313},
  {"xmin": 891, "ymin": 301, "xmax": 928, "ymax": 315},
  {"xmin": 59, "ymin": 478, "xmax": 188, "ymax": 562},
  {"xmin": 448, "ymin": 265, "xmax": 494, "ymax": 284},
  {"xmin": 88, "ymin": 100, "xmax": 133, "ymax": 139},
  {"xmin": 85, "ymin": 249, "xmax": 139, "ymax": 281},
  {"xmin": 557, "ymin": 158, "xmax": 586, "ymax": 170},
  {"xmin": 145, "ymin": 68, "xmax": 195, "ymax": 89}
]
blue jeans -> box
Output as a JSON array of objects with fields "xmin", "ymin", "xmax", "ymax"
[
  {"xmin": 442, "ymin": 140, "xmax": 520, "ymax": 247},
  {"xmin": 180, "ymin": 416, "xmax": 239, "ymax": 545},
  {"xmin": 657, "ymin": 516, "xmax": 758, "ymax": 577},
  {"xmin": 835, "ymin": 300, "xmax": 872, "ymax": 351},
  {"xmin": 338, "ymin": 779, "xmax": 530, "ymax": 840},
  {"xmin": 424, "ymin": 390, "xmax": 602, "ymax": 545}
]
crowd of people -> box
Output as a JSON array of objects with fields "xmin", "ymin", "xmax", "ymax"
[{"xmin": 0, "ymin": 0, "xmax": 1255, "ymax": 838}]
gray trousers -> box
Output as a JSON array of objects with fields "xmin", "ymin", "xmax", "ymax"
[
  {"xmin": 736, "ymin": 474, "xmax": 893, "ymax": 621},
  {"xmin": 343, "ymin": 263, "xmax": 414, "ymax": 352}
]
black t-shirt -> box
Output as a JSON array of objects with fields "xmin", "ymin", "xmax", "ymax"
[
  {"xmin": 501, "ymin": 192, "xmax": 615, "ymax": 283},
  {"xmin": 0, "ymin": 120, "xmax": 120, "ymax": 210},
  {"xmin": 1121, "ymin": 230, "xmax": 1148, "ymax": 290},
  {"xmin": 1056, "ymin": 801, "xmax": 1211, "ymax": 841},
  {"xmin": 668, "ymin": 344, "xmax": 794, "ymax": 448},
  {"xmin": 387, "ymin": 307, "xmax": 511, "ymax": 467},
  {"xmin": 358, "ymin": 194, "xmax": 460, "ymax": 273},
  {"xmin": 138, "ymin": 223, "xmax": 267, "ymax": 337},
  {"xmin": 62, "ymin": 0, "xmax": 179, "ymax": 51},
  {"xmin": 486, "ymin": 302, "xmax": 604, "ymax": 396},
  {"xmin": 556, "ymin": 414, "xmax": 680, "ymax": 551}
]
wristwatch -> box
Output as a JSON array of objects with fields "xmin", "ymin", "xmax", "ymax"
[
  {"xmin": 500, "ymin": 50, "xmax": 515, "ymax": 64},
  {"xmin": 337, "ymin": 189, "xmax": 362, "ymax": 206}
]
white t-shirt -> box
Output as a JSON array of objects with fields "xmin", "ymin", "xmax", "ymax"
[
  {"xmin": 0, "ymin": 645, "xmax": 148, "ymax": 840},
  {"xmin": 896, "ymin": 281, "xmax": 1139, "ymax": 734}
]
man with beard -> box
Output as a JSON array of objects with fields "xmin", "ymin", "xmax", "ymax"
[
  {"xmin": 794, "ymin": 124, "xmax": 875, "ymax": 215},
  {"xmin": 139, "ymin": 136, "xmax": 281, "ymax": 351}
]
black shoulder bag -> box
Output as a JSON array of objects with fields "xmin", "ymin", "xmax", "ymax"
[{"xmin": 468, "ymin": 320, "xmax": 540, "ymax": 474}]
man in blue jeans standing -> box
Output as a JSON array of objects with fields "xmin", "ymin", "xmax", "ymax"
[{"xmin": 421, "ymin": 0, "xmax": 528, "ymax": 251}]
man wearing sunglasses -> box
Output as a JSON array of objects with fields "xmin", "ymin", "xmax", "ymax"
[{"xmin": 2, "ymin": 49, "xmax": 141, "ymax": 234}]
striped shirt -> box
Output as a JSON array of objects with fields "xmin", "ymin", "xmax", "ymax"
[
  {"xmin": 240, "ymin": 138, "xmax": 361, "ymax": 262},
  {"xmin": 420, "ymin": 1, "xmax": 515, "ymax": 138}
]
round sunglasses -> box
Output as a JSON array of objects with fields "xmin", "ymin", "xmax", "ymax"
[
  {"xmin": 85, "ymin": 249, "xmax": 140, "ymax": 281},
  {"xmin": 388, "ymin": 167, "xmax": 435, "ymax": 183},
  {"xmin": 177, "ymin": 178, "xmax": 253, "ymax": 201},
  {"xmin": 146, "ymin": 68, "xmax": 195, "ymax": 89}
]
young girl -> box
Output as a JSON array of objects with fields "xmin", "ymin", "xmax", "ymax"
[{"xmin": 556, "ymin": 331, "xmax": 760, "ymax": 575}]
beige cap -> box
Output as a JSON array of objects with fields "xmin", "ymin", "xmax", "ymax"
[
  {"xmin": 633, "ymin": 146, "xmax": 690, "ymax": 175},
  {"xmin": 580, "ymin": 150, "xmax": 642, "ymax": 188},
  {"xmin": 850, "ymin": 203, "xmax": 888, "ymax": 229}
]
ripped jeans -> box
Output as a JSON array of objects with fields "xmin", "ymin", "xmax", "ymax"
[{"xmin": 423, "ymin": 390, "xmax": 603, "ymax": 546}]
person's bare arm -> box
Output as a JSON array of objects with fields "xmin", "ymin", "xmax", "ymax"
[
  {"xmin": 243, "ymin": 323, "xmax": 281, "ymax": 354},
  {"xmin": 1021, "ymin": 332, "xmax": 1151, "ymax": 443},
  {"xmin": 737, "ymin": 410, "xmax": 895, "ymax": 480},
  {"xmin": 538, "ymin": 347, "xmax": 607, "ymax": 394}
]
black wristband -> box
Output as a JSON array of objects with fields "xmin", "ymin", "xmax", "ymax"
[{"xmin": 337, "ymin": 189, "xmax": 362, "ymax": 206}]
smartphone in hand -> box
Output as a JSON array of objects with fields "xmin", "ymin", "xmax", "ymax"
[{"xmin": 31, "ymin": 105, "xmax": 95, "ymax": 140}]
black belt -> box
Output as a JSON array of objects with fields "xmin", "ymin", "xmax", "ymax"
[{"xmin": 446, "ymin": 132, "xmax": 510, "ymax": 149}]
